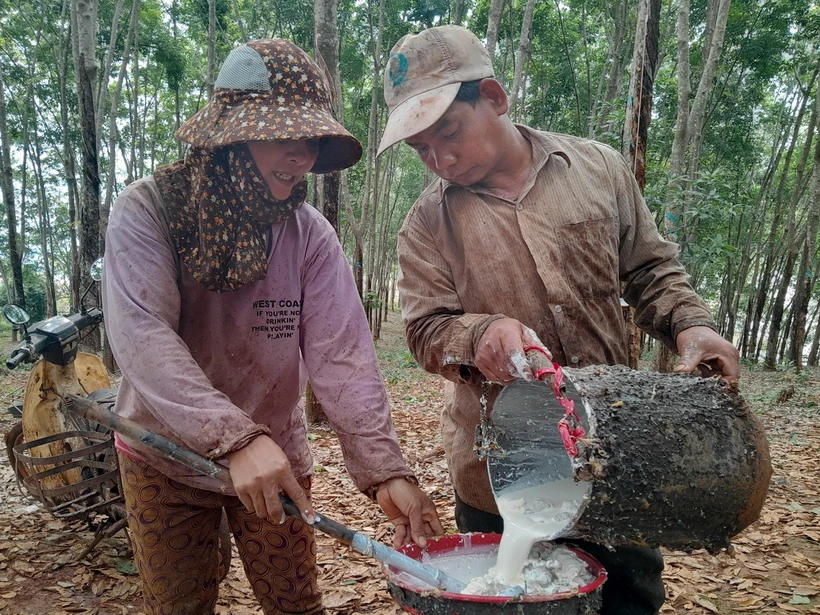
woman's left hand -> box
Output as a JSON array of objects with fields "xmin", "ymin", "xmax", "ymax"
[{"xmin": 375, "ymin": 478, "xmax": 445, "ymax": 548}]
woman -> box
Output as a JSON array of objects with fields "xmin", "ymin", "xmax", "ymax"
[{"xmin": 103, "ymin": 38, "xmax": 443, "ymax": 615}]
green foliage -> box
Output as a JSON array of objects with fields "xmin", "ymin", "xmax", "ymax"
[
  {"xmin": 0, "ymin": 0, "xmax": 818, "ymax": 370},
  {"xmin": 22, "ymin": 265, "xmax": 48, "ymax": 322}
]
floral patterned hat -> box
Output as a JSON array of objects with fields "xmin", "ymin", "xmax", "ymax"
[{"xmin": 175, "ymin": 39, "xmax": 362, "ymax": 174}]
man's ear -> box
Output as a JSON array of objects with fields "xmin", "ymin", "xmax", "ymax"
[{"xmin": 478, "ymin": 79, "xmax": 509, "ymax": 116}]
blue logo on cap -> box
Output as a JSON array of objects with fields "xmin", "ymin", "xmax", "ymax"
[{"xmin": 388, "ymin": 53, "xmax": 408, "ymax": 88}]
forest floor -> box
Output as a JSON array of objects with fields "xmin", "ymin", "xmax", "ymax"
[{"xmin": 0, "ymin": 314, "xmax": 817, "ymax": 615}]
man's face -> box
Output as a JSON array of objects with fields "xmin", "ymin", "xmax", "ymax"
[{"xmin": 404, "ymin": 95, "xmax": 505, "ymax": 187}]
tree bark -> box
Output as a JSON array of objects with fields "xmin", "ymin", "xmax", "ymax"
[
  {"xmin": 0, "ymin": 63, "xmax": 26, "ymax": 309},
  {"xmin": 453, "ymin": 0, "xmax": 464, "ymax": 26},
  {"xmin": 96, "ymin": 0, "xmax": 126, "ymax": 146},
  {"xmin": 314, "ymin": 0, "xmax": 343, "ymax": 236},
  {"xmin": 485, "ymin": 0, "xmax": 505, "ymax": 62},
  {"xmin": 73, "ymin": 0, "xmax": 102, "ymax": 349},
  {"xmin": 665, "ymin": 0, "xmax": 690, "ymax": 240},
  {"xmin": 787, "ymin": 68, "xmax": 820, "ymax": 369},
  {"xmin": 58, "ymin": 0, "xmax": 81, "ymax": 309},
  {"xmin": 343, "ymin": 0, "xmax": 384, "ymax": 301},
  {"xmin": 207, "ymin": 0, "xmax": 216, "ymax": 100},
  {"xmin": 308, "ymin": 0, "xmax": 346, "ymax": 424},
  {"xmin": 510, "ymin": 0, "xmax": 536, "ymax": 122},
  {"xmin": 667, "ymin": 0, "xmax": 731, "ymax": 251},
  {"xmin": 593, "ymin": 0, "xmax": 628, "ymax": 136},
  {"xmin": 683, "ymin": 0, "xmax": 731, "ymax": 184},
  {"xmin": 31, "ymin": 133, "xmax": 57, "ymax": 317},
  {"xmin": 622, "ymin": 0, "xmax": 660, "ymax": 369},
  {"xmin": 763, "ymin": 70, "xmax": 818, "ymax": 369},
  {"xmin": 808, "ymin": 303, "xmax": 820, "ymax": 366},
  {"xmin": 102, "ymin": 0, "xmax": 140, "ymax": 245}
]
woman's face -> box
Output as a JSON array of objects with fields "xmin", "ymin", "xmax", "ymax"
[{"xmin": 247, "ymin": 139, "xmax": 320, "ymax": 200}]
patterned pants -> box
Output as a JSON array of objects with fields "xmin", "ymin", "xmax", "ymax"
[{"xmin": 118, "ymin": 454, "xmax": 323, "ymax": 615}]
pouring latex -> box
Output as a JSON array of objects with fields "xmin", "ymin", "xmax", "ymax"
[{"xmin": 487, "ymin": 347, "xmax": 593, "ymax": 585}]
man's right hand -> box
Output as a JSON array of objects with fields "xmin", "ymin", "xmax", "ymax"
[
  {"xmin": 475, "ymin": 318, "xmax": 551, "ymax": 384},
  {"xmin": 227, "ymin": 435, "xmax": 315, "ymax": 524}
]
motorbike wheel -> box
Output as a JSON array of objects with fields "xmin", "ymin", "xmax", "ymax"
[{"xmin": 4, "ymin": 421, "xmax": 31, "ymax": 485}]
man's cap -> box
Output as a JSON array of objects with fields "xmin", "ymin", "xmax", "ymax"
[
  {"xmin": 175, "ymin": 39, "xmax": 362, "ymax": 174},
  {"xmin": 377, "ymin": 26, "xmax": 494, "ymax": 155}
]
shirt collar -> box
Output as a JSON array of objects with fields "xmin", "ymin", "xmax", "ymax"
[
  {"xmin": 439, "ymin": 124, "xmax": 572, "ymax": 198},
  {"xmin": 517, "ymin": 124, "xmax": 572, "ymax": 172}
]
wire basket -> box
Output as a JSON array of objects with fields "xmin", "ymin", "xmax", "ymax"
[{"xmin": 13, "ymin": 430, "xmax": 123, "ymax": 521}]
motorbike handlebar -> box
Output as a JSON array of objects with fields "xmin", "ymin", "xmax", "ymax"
[
  {"xmin": 6, "ymin": 348, "xmax": 31, "ymax": 369},
  {"xmin": 5, "ymin": 307, "xmax": 104, "ymax": 369}
]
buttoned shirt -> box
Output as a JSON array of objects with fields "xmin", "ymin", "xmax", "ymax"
[{"xmin": 397, "ymin": 126, "xmax": 716, "ymax": 512}]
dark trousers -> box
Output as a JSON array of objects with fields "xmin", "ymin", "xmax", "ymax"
[{"xmin": 455, "ymin": 493, "xmax": 665, "ymax": 615}]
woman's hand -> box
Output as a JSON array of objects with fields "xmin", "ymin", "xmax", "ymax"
[
  {"xmin": 375, "ymin": 478, "xmax": 445, "ymax": 548},
  {"xmin": 227, "ymin": 435, "xmax": 315, "ymax": 524}
]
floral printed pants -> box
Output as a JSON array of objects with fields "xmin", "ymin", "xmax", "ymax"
[{"xmin": 118, "ymin": 453, "xmax": 323, "ymax": 615}]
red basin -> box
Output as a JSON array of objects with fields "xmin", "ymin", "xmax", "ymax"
[{"xmin": 384, "ymin": 533, "xmax": 606, "ymax": 615}]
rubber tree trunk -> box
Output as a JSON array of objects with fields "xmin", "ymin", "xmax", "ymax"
[
  {"xmin": 622, "ymin": 0, "xmax": 660, "ymax": 369},
  {"xmin": 763, "ymin": 72, "xmax": 818, "ymax": 369},
  {"xmin": 343, "ymin": 0, "xmax": 384, "ymax": 301},
  {"xmin": 795, "ymin": 76, "xmax": 820, "ymax": 367},
  {"xmin": 485, "ymin": 0, "xmax": 505, "ymax": 62},
  {"xmin": 307, "ymin": 0, "xmax": 345, "ymax": 424},
  {"xmin": 73, "ymin": 0, "xmax": 102, "ymax": 351},
  {"xmin": 0, "ymin": 63, "xmax": 26, "ymax": 310},
  {"xmin": 452, "ymin": 0, "xmax": 464, "ymax": 26},
  {"xmin": 206, "ymin": 0, "xmax": 216, "ymax": 100},
  {"xmin": 58, "ymin": 12, "xmax": 81, "ymax": 310},
  {"xmin": 509, "ymin": 0, "xmax": 536, "ymax": 121}
]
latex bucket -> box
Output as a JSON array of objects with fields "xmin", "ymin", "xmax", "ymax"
[
  {"xmin": 384, "ymin": 533, "xmax": 606, "ymax": 615},
  {"xmin": 489, "ymin": 365, "xmax": 773, "ymax": 553}
]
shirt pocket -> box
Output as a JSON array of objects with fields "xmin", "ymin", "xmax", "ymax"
[{"xmin": 557, "ymin": 217, "xmax": 619, "ymax": 299}]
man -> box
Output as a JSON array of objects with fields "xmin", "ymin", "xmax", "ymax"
[{"xmin": 378, "ymin": 25, "xmax": 739, "ymax": 614}]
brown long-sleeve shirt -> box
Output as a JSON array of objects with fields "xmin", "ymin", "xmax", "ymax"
[{"xmin": 397, "ymin": 126, "xmax": 717, "ymax": 512}]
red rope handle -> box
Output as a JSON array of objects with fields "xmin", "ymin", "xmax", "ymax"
[{"xmin": 523, "ymin": 346, "xmax": 586, "ymax": 457}]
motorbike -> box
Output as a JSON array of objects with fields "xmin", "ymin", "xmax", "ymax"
[{"xmin": 2, "ymin": 259, "xmax": 127, "ymax": 559}]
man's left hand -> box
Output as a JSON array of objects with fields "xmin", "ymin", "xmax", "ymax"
[
  {"xmin": 375, "ymin": 478, "xmax": 445, "ymax": 548},
  {"xmin": 674, "ymin": 326, "xmax": 740, "ymax": 380}
]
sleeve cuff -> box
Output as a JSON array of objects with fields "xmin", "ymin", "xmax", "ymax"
[
  {"xmin": 671, "ymin": 319, "xmax": 718, "ymax": 343},
  {"xmin": 209, "ymin": 423, "xmax": 271, "ymax": 459},
  {"xmin": 363, "ymin": 474, "xmax": 419, "ymax": 501}
]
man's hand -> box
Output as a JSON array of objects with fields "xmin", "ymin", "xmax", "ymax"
[
  {"xmin": 475, "ymin": 318, "xmax": 551, "ymax": 383},
  {"xmin": 375, "ymin": 478, "xmax": 445, "ymax": 548},
  {"xmin": 674, "ymin": 326, "xmax": 740, "ymax": 380},
  {"xmin": 227, "ymin": 435, "xmax": 315, "ymax": 524}
]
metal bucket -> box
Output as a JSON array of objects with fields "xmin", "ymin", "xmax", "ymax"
[
  {"xmin": 384, "ymin": 533, "xmax": 605, "ymax": 615},
  {"xmin": 489, "ymin": 366, "xmax": 773, "ymax": 553}
]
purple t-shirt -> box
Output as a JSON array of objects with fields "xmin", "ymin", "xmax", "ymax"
[{"xmin": 103, "ymin": 176, "xmax": 411, "ymax": 493}]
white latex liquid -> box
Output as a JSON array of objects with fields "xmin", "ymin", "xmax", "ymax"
[
  {"xmin": 392, "ymin": 544, "xmax": 498, "ymax": 588},
  {"xmin": 392, "ymin": 542, "xmax": 595, "ymax": 598},
  {"xmin": 494, "ymin": 478, "xmax": 589, "ymax": 584}
]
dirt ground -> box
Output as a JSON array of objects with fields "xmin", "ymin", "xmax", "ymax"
[{"xmin": 0, "ymin": 314, "xmax": 817, "ymax": 614}]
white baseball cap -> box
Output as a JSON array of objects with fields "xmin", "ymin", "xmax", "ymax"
[{"xmin": 377, "ymin": 26, "xmax": 494, "ymax": 155}]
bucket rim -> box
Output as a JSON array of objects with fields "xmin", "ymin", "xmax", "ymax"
[{"xmin": 384, "ymin": 532, "xmax": 607, "ymax": 603}]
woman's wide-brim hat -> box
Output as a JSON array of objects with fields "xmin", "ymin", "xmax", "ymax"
[{"xmin": 175, "ymin": 39, "xmax": 362, "ymax": 174}]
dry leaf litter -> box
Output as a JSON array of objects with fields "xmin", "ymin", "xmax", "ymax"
[{"xmin": 0, "ymin": 317, "xmax": 816, "ymax": 614}]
